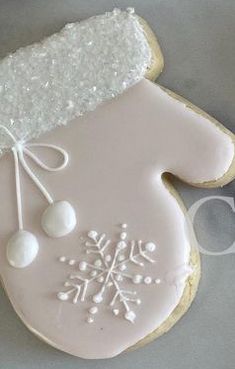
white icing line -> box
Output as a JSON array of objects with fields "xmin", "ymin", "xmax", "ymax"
[{"xmin": 0, "ymin": 125, "xmax": 76, "ymax": 267}]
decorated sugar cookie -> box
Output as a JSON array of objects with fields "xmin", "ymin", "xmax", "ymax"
[{"xmin": 0, "ymin": 8, "xmax": 234, "ymax": 359}]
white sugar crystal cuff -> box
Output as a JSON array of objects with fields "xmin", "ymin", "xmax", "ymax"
[{"xmin": 0, "ymin": 8, "xmax": 151, "ymax": 153}]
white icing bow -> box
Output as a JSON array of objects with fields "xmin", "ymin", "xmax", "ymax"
[{"xmin": 0, "ymin": 125, "xmax": 77, "ymax": 268}]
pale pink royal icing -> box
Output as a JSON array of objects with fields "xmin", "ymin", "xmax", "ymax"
[{"xmin": 0, "ymin": 79, "xmax": 233, "ymax": 358}]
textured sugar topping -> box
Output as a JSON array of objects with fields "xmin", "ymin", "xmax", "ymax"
[{"xmin": 0, "ymin": 8, "xmax": 151, "ymax": 154}]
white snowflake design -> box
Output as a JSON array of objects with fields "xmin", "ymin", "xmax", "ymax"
[{"xmin": 57, "ymin": 224, "xmax": 161, "ymax": 324}]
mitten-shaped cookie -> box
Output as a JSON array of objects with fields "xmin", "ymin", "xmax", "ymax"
[{"xmin": 0, "ymin": 9, "xmax": 234, "ymax": 359}]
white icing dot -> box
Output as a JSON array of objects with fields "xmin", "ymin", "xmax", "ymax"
[
  {"xmin": 113, "ymin": 309, "xmax": 119, "ymax": 316},
  {"xmin": 93, "ymin": 293, "xmax": 103, "ymax": 303},
  {"xmin": 136, "ymin": 299, "xmax": 141, "ymax": 305},
  {"xmin": 79, "ymin": 261, "xmax": 87, "ymax": 271},
  {"xmin": 132, "ymin": 274, "xmax": 143, "ymax": 284},
  {"xmin": 59, "ymin": 256, "xmax": 66, "ymax": 262},
  {"xmin": 68, "ymin": 259, "xmax": 75, "ymax": 265},
  {"xmin": 90, "ymin": 270, "xmax": 97, "ymax": 277},
  {"xmin": 145, "ymin": 242, "xmax": 156, "ymax": 252},
  {"xmin": 117, "ymin": 241, "xmax": 127, "ymax": 250},
  {"xmin": 127, "ymin": 7, "xmax": 135, "ymax": 14},
  {"xmin": 87, "ymin": 316, "xmax": 94, "ymax": 324},
  {"xmin": 97, "ymin": 276, "xmax": 104, "ymax": 283},
  {"xmin": 94, "ymin": 259, "xmax": 102, "ymax": 267},
  {"xmin": 121, "ymin": 223, "xmax": 127, "ymax": 229},
  {"xmin": 57, "ymin": 292, "xmax": 69, "ymax": 301},
  {"xmin": 88, "ymin": 230, "xmax": 98, "ymax": 239},
  {"xmin": 144, "ymin": 276, "xmax": 152, "ymax": 284},
  {"xmin": 89, "ymin": 306, "xmax": 98, "ymax": 315},
  {"xmin": 125, "ymin": 310, "xmax": 136, "ymax": 323},
  {"xmin": 119, "ymin": 264, "xmax": 127, "ymax": 271},
  {"xmin": 120, "ymin": 232, "xmax": 127, "ymax": 240},
  {"xmin": 115, "ymin": 274, "xmax": 123, "ymax": 282},
  {"xmin": 155, "ymin": 278, "xmax": 161, "ymax": 284},
  {"xmin": 105, "ymin": 255, "xmax": 112, "ymax": 262},
  {"xmin": 118, "ymin": 254, "xmax": 125, "ymax": 261},
  {"xmin": 107, "ymin": 281, "xmax": 113, "ymax": 287}
]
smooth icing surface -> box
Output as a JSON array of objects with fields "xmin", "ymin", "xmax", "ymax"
[
  {"xmin": 0, "ymin": 79, "xmax": 234, "ymax": 358},
  {"xmin": 0, "ymin": 8, "xmax": 151, "ymax": 154}
]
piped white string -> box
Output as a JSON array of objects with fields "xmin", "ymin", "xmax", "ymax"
[{"xmin": 0, "ymin": 125, "xmax": 69, "ymax": 230}]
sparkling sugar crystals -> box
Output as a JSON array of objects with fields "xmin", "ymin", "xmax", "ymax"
[{"xmin": 0, "ymin": 9, "xmax": 151, "ymax": 154}]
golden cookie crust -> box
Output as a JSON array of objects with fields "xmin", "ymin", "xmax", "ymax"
[{"xmin": 129, "ymin": 17, "xmax": 235, "ymax": 353}]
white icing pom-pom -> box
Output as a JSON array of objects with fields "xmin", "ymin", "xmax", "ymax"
[
  {"xmin": 7, "ymin": 230, "xmax": 39, "ymax": 268},
  {"xmin": 41, "ymin": 200, "xmax": 77, "ymax": 238}
]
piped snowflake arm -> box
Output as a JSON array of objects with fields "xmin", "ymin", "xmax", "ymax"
[
  {"xmin": 57, "ymin": 224, "xmax": 161, "ymax": 324},
  {"xmin": 128, "ymin": 240, "xmax": 156, "ymax": 266},
  {"xmin": 85, "ymin": 232, "xmax": 111, "ymax": 256}
]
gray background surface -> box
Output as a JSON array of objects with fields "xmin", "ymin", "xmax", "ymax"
[{"xmin": 0, "ymin": 0, "xmax": 235, "ymax": 368}]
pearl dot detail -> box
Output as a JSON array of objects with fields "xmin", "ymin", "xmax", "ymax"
[
  {"xmin": 79, "ymin": 261, "xmax": 87, "ymax": 271},
  {"xmin": 68, "ymin": 259, "xmax": 75, "ymax": 265},
  {"xmin": 145, "ymin": 242, "xmax": 156, "ymax": 252},
  {"xmin": 132, "ymin": 274, "xmax": 143, "ymax": 284},
  {"xmin": 87, "ymin": 316, "xmax": 94, "ymax": 324},
  {"xmin": 59, "ymin": 256, "xmax": 66, "ymax": 262},
  {"xmin": 89, "ymin": 306, "xmax": 98, "ymax": 315},
  {"xmin": 155, "ymin": 278, "xmax": 161, "ymax": 284},
  {"xmin": 144, "ymin": 276, "xmax": 152, "ymax": 284}
]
